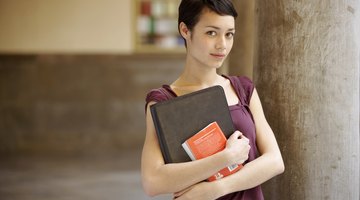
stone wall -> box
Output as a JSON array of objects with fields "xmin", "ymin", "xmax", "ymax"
[
  {"xmin": 0, "ymin": 54, "xmax": 184, "ymax": 156},
  {"xmin": 254, "ymin": 0, "xmax": 359, "ymax": 199}
]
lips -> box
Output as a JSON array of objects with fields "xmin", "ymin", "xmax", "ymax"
[{"xmin": 210, "ymin": 53, "xmax": 226, "ymax": 58}]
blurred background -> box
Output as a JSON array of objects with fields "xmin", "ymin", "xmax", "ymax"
[
  {"xmin": 0, "ymin": 0, "xmax": 185, "ymax": 199},
  {"xmin": 0, "ymin": 0, "xmax": 359, "ymax": 200}
]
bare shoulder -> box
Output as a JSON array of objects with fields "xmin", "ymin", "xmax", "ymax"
[{"xmin": 220, "ymin": 77, "xmax": 238, "ymax": 106}]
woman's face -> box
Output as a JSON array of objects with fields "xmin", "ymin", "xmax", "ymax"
[{"xmin": 184, "ymin": 9, "xmax": 235, "ymax": 69}]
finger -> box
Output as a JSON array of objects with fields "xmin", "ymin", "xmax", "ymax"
[
  {"xmin": 173, "ymin": 191, "xmax": 183, "ymax": 198},
  {"xmin": 240, "ymin": 135, "xmax": 250, "ymax": 143},
  {"xmin": 229, "ymin": 131, "xmax": 242, "ymax": 140},
  {"xmin": 243, "ymin": 138, "xmax": 250, "ymax": 144},
  {"xmin": 174, "ymin": 186, "xmax": 192, "ymax": 197}
]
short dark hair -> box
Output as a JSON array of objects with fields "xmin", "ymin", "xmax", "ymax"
[{"xmin": 178, "ymin": 0, "xmax": 238, "ymax": 45}]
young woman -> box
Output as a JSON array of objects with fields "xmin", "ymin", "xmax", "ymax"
[{"xmin": 141, "ymin": 0, "xmax": 284, "ymax": 199}]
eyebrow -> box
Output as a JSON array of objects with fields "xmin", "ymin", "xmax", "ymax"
[{"xmin": 205, "ymin": 26, "xmax": 235, "ymax": 31}]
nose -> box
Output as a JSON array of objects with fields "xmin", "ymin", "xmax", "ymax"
[{"xmin": 215, "ymin": 36, "xmax": 226, "ymax": 50}]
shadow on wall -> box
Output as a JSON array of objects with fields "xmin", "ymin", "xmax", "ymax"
[{"xmin": 0, "ymin": 54, "xmax": 185, "ymax": 157}]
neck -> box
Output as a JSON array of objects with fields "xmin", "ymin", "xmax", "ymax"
[{"xmin": 175, "ymin": 68, "xmax": 221, "ymax": 88}]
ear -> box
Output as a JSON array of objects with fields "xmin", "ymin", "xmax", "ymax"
[{"xmin": 179, "ymin": 22, "xmax": 190, "ymax": 39}]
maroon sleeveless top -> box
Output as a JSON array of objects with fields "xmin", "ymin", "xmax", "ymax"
[{"xmin": 145, "ymin": 75, "xmax": 264, "ymax": 200}]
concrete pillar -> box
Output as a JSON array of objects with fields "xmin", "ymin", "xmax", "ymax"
[
  {"xmin": 228, "ymin": 0, "xmax": 255, "ymax": 78},
  {"xmin": 254, "ymin": 1, "xmax": 359, "ymax": 199}
]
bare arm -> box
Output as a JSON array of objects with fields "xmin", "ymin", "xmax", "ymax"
[
  {"xmin": 175, "ymin": 89, "xmax": 285, "ymax": 199},
  {"xmin": 141, "ymin": 102, "xmax": 250, "ymax": 197},
  {"xmin": 219, "ymin": 88, "xmax": 285, "ymax": 192}
]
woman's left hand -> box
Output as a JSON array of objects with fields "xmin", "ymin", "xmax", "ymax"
[{"xmin": 173, "ymin": 181, "xmax": 220, "ymax": 200}]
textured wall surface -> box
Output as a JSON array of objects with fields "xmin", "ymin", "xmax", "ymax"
[
  {"xmin": 0, "ymin": 54, "xmax": 184, "ymax": 156},
  {"xmin": 228, "ymin": 0, "xmax": 255, "ymax": 78},
  {"xmin": 255, "ymin": 0, "xmax": 359, "ymax": 199}
]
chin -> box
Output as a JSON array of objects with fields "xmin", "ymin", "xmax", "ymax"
[
  {"xmin": 200, "ymin": 58, "xmax": 225, "ymax": 69},
  {"xmin": 211, "ymin": 62, "xmax": 225, "ymax": 69}
]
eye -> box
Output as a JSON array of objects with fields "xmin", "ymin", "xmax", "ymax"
[
  {"xmin": 206, "ymin": 31, "xmax": 216, "ymax": 36},
  {"xmin": 226, "ymin": 32, "xmax": 235, "ymax": 39}
]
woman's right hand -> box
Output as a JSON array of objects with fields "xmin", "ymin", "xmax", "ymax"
[{"xmin": 224, "ymin": 131, "xmax": 251, "ymax": 165}]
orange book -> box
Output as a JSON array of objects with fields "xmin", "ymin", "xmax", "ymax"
[{"xmin": 182, "ymin": 122, "xmax": 242, "ymax": 181}]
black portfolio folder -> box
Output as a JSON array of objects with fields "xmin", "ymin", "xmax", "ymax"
[{"xmin": 150, "ymin": 85, "xmax": 235, "ymax": 163}]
